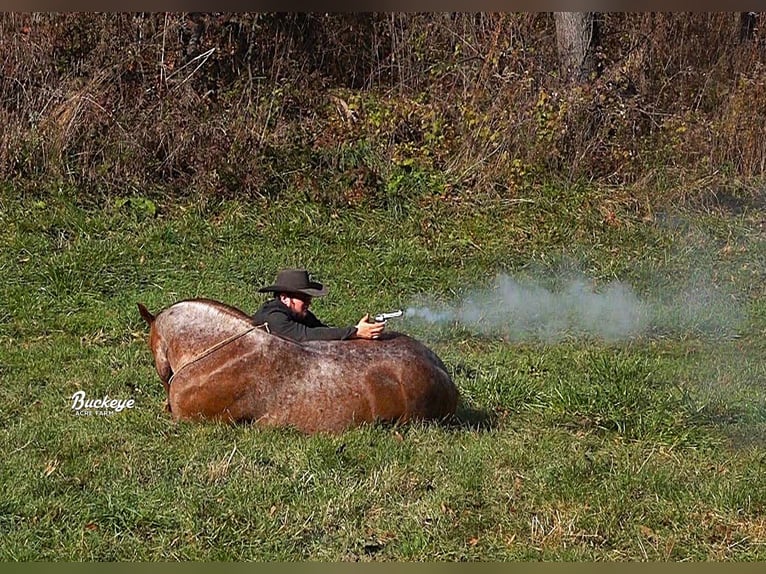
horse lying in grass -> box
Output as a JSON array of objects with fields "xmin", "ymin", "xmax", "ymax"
[{"xmin": 137, "ymin": 299, "xmax": 459, "ymax": 433}]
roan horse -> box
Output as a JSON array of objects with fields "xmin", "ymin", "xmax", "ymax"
[{"xmin": 137, "ymin": 299, "xmax": 459, "ymax": 433}]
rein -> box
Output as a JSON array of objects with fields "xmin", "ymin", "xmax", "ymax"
[{"xmin": 168, "ymin": 323, "xmax": 269, "ymax": 385}]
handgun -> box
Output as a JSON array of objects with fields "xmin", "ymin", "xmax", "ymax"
[{"xmin": 374, "ymin": 310, "xmax": 403, "ymax": 323}]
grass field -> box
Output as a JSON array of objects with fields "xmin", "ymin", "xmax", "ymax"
[{"xmin": 1, "ymin": 182, "xmax": 764, "ymax": 560}]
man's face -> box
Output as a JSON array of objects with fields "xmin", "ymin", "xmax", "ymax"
[{"xmin": 280, "ymin": 293, "xmax": 312, "ymax": 319}]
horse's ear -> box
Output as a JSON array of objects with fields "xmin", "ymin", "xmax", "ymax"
[{"xmin": 137, "ymin": 303, "xmax": 155, "ymax": 325}]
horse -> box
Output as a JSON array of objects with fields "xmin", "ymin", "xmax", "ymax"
[{"xmin": 137, "ymin": 299, "xmax": 459, "ymax": 433}]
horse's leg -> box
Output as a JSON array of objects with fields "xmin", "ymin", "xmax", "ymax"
[{"xmin": 362, "ymin": 365, "xmax": 409, "ymax": 423}]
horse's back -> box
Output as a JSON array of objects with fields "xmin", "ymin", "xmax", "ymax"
[{"xmin": 267, "ymin": 331, "xmax": 458, "ymax": 429}]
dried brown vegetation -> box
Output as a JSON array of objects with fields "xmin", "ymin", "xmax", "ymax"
[{"xmin": 1, "ymin": 13, "xmax": 764, "ymax": 203}]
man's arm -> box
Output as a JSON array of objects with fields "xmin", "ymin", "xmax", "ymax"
[{"xmin": 265, "ymin": 307, "xmax": 357, "ymax": 342}]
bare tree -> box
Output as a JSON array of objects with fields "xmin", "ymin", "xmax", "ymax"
[
  {"xmin": 554, "ymin": 12, "xmax": 598, "ymax": 83},
  {"xmin": 740, "ymin": 12, "xmax": 757, "ymax": 42}
]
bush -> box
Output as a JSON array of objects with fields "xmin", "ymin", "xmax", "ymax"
[{"xmin": 1, "ymin": 13, "xmax": 764, "ymax": 203}]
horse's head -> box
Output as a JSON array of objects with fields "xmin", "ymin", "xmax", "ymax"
[{"xmin": 138, "ymin": 299, "xmax": 255, "ymax": 391}]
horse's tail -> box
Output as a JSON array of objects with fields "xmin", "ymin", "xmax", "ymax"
[{"xmin": 137, "ymin": 303, "xmax": 155, "ymax": 325}]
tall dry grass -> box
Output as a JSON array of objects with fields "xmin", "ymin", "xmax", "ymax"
[{"xmin": 0, "ymin": 13, "xmax": 764, "ymax": 203}]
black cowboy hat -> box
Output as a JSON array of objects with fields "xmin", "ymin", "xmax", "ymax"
[{"xmin": 258, "ymin": 268, "xmax": 328, "ymax": 297}]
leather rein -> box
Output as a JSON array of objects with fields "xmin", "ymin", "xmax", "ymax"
[{"xmin": 168, "ymin": 322, "xmax": 269, "ymax": 385}]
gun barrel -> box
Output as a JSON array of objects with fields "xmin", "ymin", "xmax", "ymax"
[{"xmin": 374, "ymin": 310, "xmax": 403, "ymax": 322}]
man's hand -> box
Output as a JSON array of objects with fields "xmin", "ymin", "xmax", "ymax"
[{"xmin": 354, "ymin": 314, "xmax": 385, "ymax": 340}]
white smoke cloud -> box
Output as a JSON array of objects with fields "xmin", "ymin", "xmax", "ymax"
[{"xmin": 405, "ymin": 271, "xmax": 743, "ymax": 342}]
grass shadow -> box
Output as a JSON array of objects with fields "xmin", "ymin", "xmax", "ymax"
[{"xmin": 442, "ymin": 402, "xmax": 498, "ymax": 432}]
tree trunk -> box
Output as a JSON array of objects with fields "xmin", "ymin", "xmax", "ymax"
[
  {"xmin": 554, "ymin": 12, "xmax": 597, "ymax": 83},
  {"xmin": 739, "ymin": 12, "xmax": 757, "ymax": 43}
]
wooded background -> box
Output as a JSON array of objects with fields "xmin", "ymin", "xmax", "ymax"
[{"xmin": 1, "ymin": 13, "xmax": 763, "ymax": 203}]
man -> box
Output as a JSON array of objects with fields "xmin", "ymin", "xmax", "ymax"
[{"xmin": 252, "ymin": 268, "xmax": 385, "ymax": 342}]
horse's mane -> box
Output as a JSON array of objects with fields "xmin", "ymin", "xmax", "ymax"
[{"xmin": 174, "ymin": 298, "xmax": 253, "ymax": 323}]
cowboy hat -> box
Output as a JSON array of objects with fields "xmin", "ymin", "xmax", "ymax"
[{"xmin": 258, "ymin": 268, "xmax": 328, "ymax": 297}]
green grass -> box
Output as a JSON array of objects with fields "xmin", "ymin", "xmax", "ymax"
[{"xmin": 1, "ymin": 182, "xmax": 765, "ymax": 560}]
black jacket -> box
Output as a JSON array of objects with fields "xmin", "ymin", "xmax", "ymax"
[{"xmin": 252, "ymin": 298, "xmax": 357, "ymax": 342}]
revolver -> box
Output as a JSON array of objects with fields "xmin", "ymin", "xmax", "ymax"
[{"xmin": 374, "ymin": 310, "xmax": 403, "ymax": 323}]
